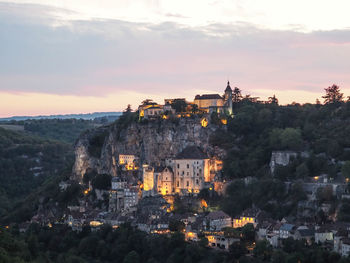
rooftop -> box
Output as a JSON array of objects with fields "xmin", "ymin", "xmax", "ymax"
[
  {"xmin": 175, "ymin": 146, "xmax": 208, "ymax": 160},
  {"xmin": 206, "ymin": 211, "xmax": 231, "ymax": 220},
  {"xmin": 194, "ymin": 94, "xmax": 223, "ymax": 100}
]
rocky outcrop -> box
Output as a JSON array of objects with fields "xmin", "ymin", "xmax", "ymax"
[
  {"xmin": 270, "ymin": 151, "xmax": 309, "ymax": 174},
  {"xmin": 72, "ymin": 118, "xmax": 225, "ymax": 182}
]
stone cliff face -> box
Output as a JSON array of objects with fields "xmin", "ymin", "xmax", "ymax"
[{"xmin": 72, "ymin": 118, "xmax": 225, "ymax": 182}]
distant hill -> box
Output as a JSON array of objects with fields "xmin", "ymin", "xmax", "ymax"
[{"xmin": 0, "ymin": 111, "xmax": 122, "ymax": 121}]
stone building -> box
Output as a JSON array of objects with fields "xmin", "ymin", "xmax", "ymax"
[
  {"xmin": 173, "ymin": 146, "xmax": 210, "ymax": 195},
  {"xmin": 119, "ymin": 154, "xmax": 138, "ymax": 170},
  {"xmin": 193, "ymin": 81, "xmax": 233, "ymax": 114},
  {"xmin": 157, "ymin": 167, "xmax": 174, "ymax": 195},
  {"xmin": 142, "ymin": 165, "xmax": 156, "ymax": 196}
]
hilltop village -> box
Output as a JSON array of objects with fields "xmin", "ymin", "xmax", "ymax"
[{"xmin": 21, "ymin": 83, "xmax": 350, "ymax": 259}]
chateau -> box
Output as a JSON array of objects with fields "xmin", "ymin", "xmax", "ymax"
[{"xmin": 138, "ymin": 81, "xmax": 234, "ymax": 119}]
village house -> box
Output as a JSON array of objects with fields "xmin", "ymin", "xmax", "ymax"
[
  {"xmin": 233, "ymin": 208, "xmax": 261, "ymax": 228},
  {"xmin": 293, "ymin": 227, "xmax": 314, "ymax": 244},
  {"xmin": 279, "ymin": 223, "xmax": 295, "ymax": 239},
  {"xmin": 109, "ymin": 178, "xmax": 139, "ymax": 213},
  {"xmin": 341, "ymin": 239, "xmax": 350, "ymax": 257},
  {"xmin": 206, "ymin": 234, "xmax": 239, "ymax": 250},
  {"xmin": 315, "ymin": 225, "xmax": 334, "ymax": 243},
  {"xmin": 203, "ymin": 211, "xmax": 232, "ymax": 231}
]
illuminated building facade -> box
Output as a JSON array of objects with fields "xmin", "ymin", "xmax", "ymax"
[
  {"xmin": 233, "ymin": 208, "xmax": 260, "ymax": 228},
  {"xmin": 157, "ymin": 167, "xmax": 174, "ymax": 195},
  {"xmin": 174, "ymin": 146, "xmax": 210, "ymax": 195},
  {"xmin": 119, "ymin": 154, "xmax": 138, "ymax": 170}
]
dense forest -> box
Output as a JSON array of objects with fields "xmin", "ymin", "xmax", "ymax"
[
  {"xmin": 1, "ymin": 224, "xmax": 350, "ymax": 263},
  {"xmin": 0, "ymin": 118, "xmax": 104, "ymax": 224}
]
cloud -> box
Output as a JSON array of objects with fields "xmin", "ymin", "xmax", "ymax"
[{"xmin": 0, "ymin": 1, "xmax": 349, "ymax": 117}]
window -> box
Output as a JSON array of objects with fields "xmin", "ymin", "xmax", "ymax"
[
  {"xmin": 186, "ymin": 181, "xmax": 189, "ymax": 187},
  {"xmin": 177, "ymin": 181, "xmax": 179, "ymax": 187},
  {"xmin": 187, "ymin": 172, "xmax": 189, "ymax": 176},
  {"xmin": 196, "ymin": 179, "xmax": 199, "ymax": 185},
  {"xmin": 187, "ymin": 164, "xmax": 189, "ymax": 169},
  {"xmin": 182, "ymin": 171, "xmax": 184, "ymax": 175},
  {"xmin": 177, "ymin": 164, "xmax": 180, "ymax": 169},
  {"xmin": 199, "ymin": 169, "xmax": 202, "ymax": 174}
]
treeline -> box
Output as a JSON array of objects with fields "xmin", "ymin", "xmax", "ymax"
[
  {"xmin": 22, "ymin": 119, "xmax": 97, "ymax": 144},
  {"xmin": 2, "ymin": 224, "xmax": 350, "ymax": 263},
  {"xmin": 209, "ymin": 85, "xmax": 350, "ymax": 179},
  {"xmin": 0, "ymin": 224, "xmax": 226, "ymax": 263}
]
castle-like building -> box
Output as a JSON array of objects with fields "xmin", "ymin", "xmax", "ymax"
[
  {"xmin": 142, "ymin": 146, "xmax": 221, "ymax": 196},
  {"xmin": 138, "ymin": 81, "xmax": 234, "ymax": 118},
  {"xmin": 194, "ymin": 81, "xmax": 233, "ymax": 114}
]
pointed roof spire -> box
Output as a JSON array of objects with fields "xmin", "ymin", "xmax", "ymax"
[{"xmin": 225, "ymin": 80, "xmax": 232, "ymax": 92}]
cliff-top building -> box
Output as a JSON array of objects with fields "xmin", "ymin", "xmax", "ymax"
[
  {"xmin": 138, "ymin": 81, "xmax": 234, "ymax": 119},
  {"xmin": 193, "ymin": 81, "xmax": 233, "ymax": 114}
]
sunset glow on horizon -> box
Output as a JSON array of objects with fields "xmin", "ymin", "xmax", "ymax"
[{"xmin": 1, "ymin": 0, "xmax": 350, "ymax": 117}]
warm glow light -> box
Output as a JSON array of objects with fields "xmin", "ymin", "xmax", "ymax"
[
  {"xmin": 201, "ymin": 199, "xmax": 208, "ymax": 208},
  {"xmin": 90, "ymin": 221, "xmax": 103, "ymax": 227},
  {"xmin": 201, "ymin": 118, "xmax": 208, "ymax": 127},
  {"xmin": 314, "ymin": 176, "xmax": 319, "ymax": 180},
  {"xmin": 221, "ymin": 119, "xmax": 227, "ymax": 125}
]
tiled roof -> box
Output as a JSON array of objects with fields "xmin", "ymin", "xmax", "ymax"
[
  {"xmin": 176, "ymin": 146, "xmax": 208, "ymax": 160},
  {"xmin": 206, "ymin": 211, "xmax": 231, "ymax": 220},
  {"xmin": 195, "ymin": 94, "xmax": 223, "ymax": 100}
]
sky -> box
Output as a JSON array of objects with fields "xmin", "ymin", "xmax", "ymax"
[{"xmin": 0, "ymin": 0, "xmax": 350, "ymax": 117}]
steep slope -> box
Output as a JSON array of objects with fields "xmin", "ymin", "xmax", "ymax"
[{"xmin": 72, "ymin": 116, "xmax": 226, "ymax": 182}]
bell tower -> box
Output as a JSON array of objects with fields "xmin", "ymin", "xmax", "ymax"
[{"xmin": 224, "ymin": 81, "xmax": 233, "ymax": 114}]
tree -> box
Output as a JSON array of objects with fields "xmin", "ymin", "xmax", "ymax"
[
  {"xmin": 229, "ymin": 241, "xmax": 247, "ymax": 260},
  {"xmin": 322, "ymin": 84, "xmax": 343, "ymax": 104},
  {"xmin": 233, "ymin": 87, "xmax": 243, "ymax": 103},
  {"xmin": 172, "ymin": 99, "xmax": 187, "ymax": 113},
  {"xmin": 91, "ymin": 174, "xmax": 112, "ymax": 190},
  {"xmin": 123, "ymin": 250, "xmax": 140, "ymax": 263},
  {"xmin": 253, "ymin": 240, "xmax": 273, "ymax": 260},
  {"xmin": 296, "ymin": 163, "xmax": 309, "ymax": 178},
  {"xmin": 124, "ymin": 104, "xmax": 132, "ymax": 114},
  {"xmin": 191, "ymin": 104, "xmax": 199, "ymax": 114},
  {"xmin": 268, "ymin": 95, "xmax": 278, "ymax": 105}
]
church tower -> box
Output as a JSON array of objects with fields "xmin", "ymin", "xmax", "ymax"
[{"xmin": 224, "ymin": 81, "xmax": 233, "ymax": 114}]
